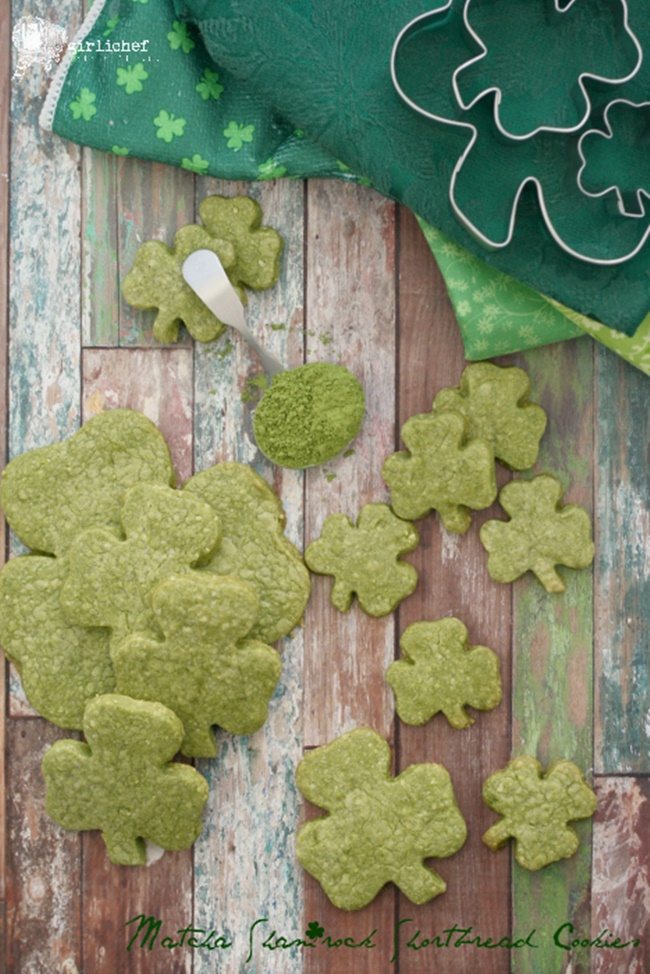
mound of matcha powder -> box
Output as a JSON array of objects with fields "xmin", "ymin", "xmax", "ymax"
[{"xmin": 253, "ymin": 363, "xmax": 365, "ymax": 469}]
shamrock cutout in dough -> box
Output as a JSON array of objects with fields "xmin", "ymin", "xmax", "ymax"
[
  {"xmin": 60, "ymin": 483, "xmax": 221, "ymax": 644},
  {"xmin": 433, "ymin": 363, "xmax": 547, "ymax": 470},
  {"xmin": 482, "ymin": 755, "xmax": 597, "ymax": 870},
  {"xmin": 198, "ymin": 194, "xmax": 283, "ymax": 292},
  {"xmin": 42, "ymin": 694, "xmax": 208, "ymax": 865},
  {"xmin": 296, "ymin": 728, "xmax": 467, "ymax": 910},
  {"xmin": 184, "ymin": 463, "xmax": 310, "ymax": 643},
  {"xmin": 480, "ymin": 474, "xmax": 594, "ymax": 592},
  {"xmin": 0, "ymin": 408, "xmax": 173, "ymax": 556},
  {"xmin": 382, "ymin": 411, "xmax": 496, "ymax": 533},
  {"xmin": 387, "ymin": 618, "xmax": 501, "ymax": 728},
  {"xmin": 304, "ymin": 503, "xmax": 418, "ymax": 617},
  {"xmin": 121, "ymin": 224, "xmax": 238, "ymax": 344},
  {"xmin": 113, "ymin": 574, "xmax": 281, "ymax": 758},
  {"xmin": 0, "ymin": 556, "xmax": 113, "ymax": 729}
]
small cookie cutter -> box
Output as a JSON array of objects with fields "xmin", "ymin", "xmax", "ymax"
[
  {"xmin": 390, "ymin": 0, "xmax": 650, "ymax": 265},
  {"xmin": 577, "ymin": 99, "xmax": 650, "ymax": 218}
]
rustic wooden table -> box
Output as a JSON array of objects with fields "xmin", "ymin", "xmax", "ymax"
[{"xmin": 1, "ymin": 5, "xmax": 648, "ymax": 973}]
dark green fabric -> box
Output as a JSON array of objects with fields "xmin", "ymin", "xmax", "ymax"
[{"xmin": 48, "ymin": 0, "xmax": 649, "ymax": 339}]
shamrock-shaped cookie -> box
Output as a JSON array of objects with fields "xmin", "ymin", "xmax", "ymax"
[
  {"xmin": 60, "ymin": 483, "xmax": 221, "ymax": 644},
  {"xmin": 113, "ymin": 574, "xmax": 281, "ymax": 757},
  {"xmin": 42, "ymin": 694, "xmax": 209, "ymax": 865},
  {"xmin": 184, "ymin": 463, "xmax": 310, "ymax": 643},
  {"xmin": 304, "ymin": 503, "xmax": 419, "ymax": 616},
  {"xmin": 296, "ymin": 728, "xmax": 467, "ymax": 910},
  {"xmin": 482, "ymin": 756, "xmax": 597, "ymax": 870},
  {"xmin": 433, "ymin": 363, "xmax": 547, "ymax": 470},
  {"xmin": 198, "ymin": 195, "xmax": 283, "ymax": 291},
  {"xmin": 122, "ymin": 224, "xmax": 237, "ymax": 344},
  {"xmin": 382, "ymin": 411, "xmax": 496, "ymax": 533},
  {"xmin": 387, "ymin": 618, "xmax": 501, "ymax": 728},
  {"xmin": 0, "ymin": 408, "xmax": 173, "ymax": 556},
  {"xmin": 480, "ymin": 475, "xmax": 594, "ymax": 592},
  {"xmin": 0, "ymin": 556, "xmax": 113, "ymax": 728}
]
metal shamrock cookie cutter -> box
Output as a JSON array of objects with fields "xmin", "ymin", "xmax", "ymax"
[{"xmin": 390, "ymin": 0, "xmax": 650, "ymax": 266}]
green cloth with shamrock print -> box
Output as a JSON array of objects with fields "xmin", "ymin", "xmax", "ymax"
[{"xmin": 40, "ymin": 0, "xmax": 649, "ymax": 372}]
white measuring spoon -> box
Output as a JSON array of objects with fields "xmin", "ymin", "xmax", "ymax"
[{"xmin": 182, "ymin": 249, "xmax": 284, "ymax": 377}]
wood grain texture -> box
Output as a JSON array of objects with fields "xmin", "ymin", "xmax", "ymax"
[
  {"xmin": 82, "ymin": 347, "xmax": 194, "ymax": 483},
  {"xmin": 302, "ymin": 180, "xmax": 398, "ymax": 974},
  {"xmin": 511, "ymin": 337, "xmax": 595, "ymax": 974},
  {"xmin": 117, "ymin": 160, "xmax": 195, "ymax": 347},
  {"xmin": 591, "ymin": 776, "xmax": 649, "ymax": 973},
  {"xmin": 5, "ymin": 720, "xmax": 81, "ymax": 974},
  {"xmin": 82, "ymin": 148, "xmax": 119, "ymax": 347},
  {"xmin": 303, "ymin": 179, "xmax": 397, "ymax": 747},
  {"xmin": 193, "ymin": 176, "xmax": 306, "ymax": 974},
  {"xmin": 0, "ymin": 0, "xmax": 8, "ymax": 928},
  {"xmin": 594, "ymin": 346, "xmax": 650, "ymax": 774},
  {"xmin": 396, "ymin": 207, "xmax": 512, "ymax": 974}
]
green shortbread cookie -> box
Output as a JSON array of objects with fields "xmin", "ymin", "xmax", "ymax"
[
  {"xmin": 480, "ymin": 474, "xmax": 595, "ymax": 592},
  {"xmin": 0, "ymin": 555, "xmax": 114, "ymax": 728},
  {"xmin": 253, "ymin": 363, "xmax": 365, "ymax": 469},
  {"xmin": 112, "ymin": 574, "xmax": 282, "ymax": 758},
  {"xmin": 60, "ymin": 483, "xmax": 221, "ymax": 644},
  {"xmin": 0, "ymin": 408, "xmax": 173, "ymax": 556},
  {"xmin": 482, "ymin": 756, "xmax": 597, "ymax": 870},
  {"xmin": 433, "ymin": 362, "xmax": 547, "ymax": 471},
  {"xmin": 387, "ymin": 618, "xmax": 502, "ymax": 728},
  {"xmin": 184, "ymin": 462, "xmax": 310, "ymax": 643},
  {"xmin": 198, "ymin": 194, "xmax": 284, "ymax": 292},
  {"xmin": 382, "ymin": 411, "xmax": 497, "ymax": 533},
  {"xmin": 304, "ymin": 503, "xmax": 419, "ymax": 616},
  {"xmin": 295, "ymin": 727, "xmax": 467, "ymax": 910},
  {"xmin": 122, "ymin": 224, "xmax": 238, "ymax": 344},
  {"xmin": 42, "ymin": 694, "xmax": 209, "ymax": 866}
]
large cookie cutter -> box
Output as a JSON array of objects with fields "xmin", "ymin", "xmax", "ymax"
[
  {"xmin": 390, "ymin": 0, "xmax": 650, "ymax": 266},
  {"xmin": 577, "ymin": 99, "xmax": 650, "ymax": 218},
  {"xmin": 453, "ymin": 0, "xmax": 643, "ymax": 142}
]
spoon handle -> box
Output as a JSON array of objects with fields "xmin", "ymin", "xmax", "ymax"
[{"xmin": 182, "ymin": 250, "xmax": 284, "ymax": 377}]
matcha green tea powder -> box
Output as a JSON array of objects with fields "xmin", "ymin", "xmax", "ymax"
[{"xmin": 253, "ymin": 363, "xmax": 365, "ymax": 469}]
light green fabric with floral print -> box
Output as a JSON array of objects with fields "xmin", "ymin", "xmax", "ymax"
[{"xmin": 43, "ymin": 0, "xmax": 649, "ymax": 372}]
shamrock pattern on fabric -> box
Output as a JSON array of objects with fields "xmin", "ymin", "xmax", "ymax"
[
  {"xmin": 60, "ymin": 483, "xmax": 221, "ymax": 646},
  {"xmin": 196, "ymin": 68, "xmax": 224, "ymax": 101},
  {"xmin": 387, "ymin": 618, "xmax": 502, "ymax": 729},
  {"xmin": 258, "ymin": 159, "xmax": 288, "ymax": 180},
  {"xmin": 181, "ymin": 154, "xmax": 210, "ymax": 174},
  {"xmin": 223, "ymin": 121, "xmax": 255, "ymax": 151},
  {"xmin": 70, "ymin": 88, "xmax": 97, "ymax": 121},
  {"xmin": 116, "ymin": 63, "xmax": 148, "ymax": 94},
  {"xmin": 480, "ymin": 474, "xmax": 595, "ymax": 592},
  {"xmin": 111, "ymin": 145, "xmax": 129, "ymax": 155},
  {"xmin": 167, "ymin": 20, "xmax": 195, "ymax": 54},
  {"xmin": 304, "ymin": 503, "xmax": 419, "ymax": 617},
  {"xmin": 296, "ymin": 728, "xmax": 467, "ymax": 909},
  {"xmin": 154, "ymin": 110, "xmax": 186, "ymax": 143},
  {"xmin": 113, "ymin": 574, "xmax": 282, "ymax": 758},
  {"xmin": 42, "ymin": 694, "xmax": 208, "ymax": 866},
  {"xmin": 482, "ymin": 756, "xmax": 597, "ymax": 870}
]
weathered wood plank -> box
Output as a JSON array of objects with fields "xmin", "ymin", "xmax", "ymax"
[
  {"xmin": 301, "ymin": 180, "xmax": 397, "ymax": 974},
  {"xmin": 594, "ymin": 346, "xmax": 650, "ymax": 774},
  {"xmin": 81, "ymin": 147, "xmax": 119, "ymax": 346},
  {"xmin": 591, "ymin": 776, "xmax": 649, "ymax": 973},
  {"xmin": 7, "ymin": 0, "xmax": 83, "ymax": 710},
  {"xmin": 511, "ymin": 337, "xmax": 594, "ymax": 974},
  {"xmin": 82, "ymin": 347, "xmax": 194, "ymax": 483},
  {"xmin": 396, "ymin": 207, "xmax": 512, "ymax": 974},
  {"xmin": 193, "ymin": 176, "xmax": 306, "ymax": 974},
  {"xmin": 5, "ymin": 720, "xmax": 81, "ymax": 974},
  {"xmin": 0, "ymin": 0, "xmax": 9, "ymax": 927},
  {"xmin": 117, "ymin": 161, "xmax": 195, "ymax": 347},
  {"xmin": 303, "ymin": 179, "xmax": 397, "ymax": 746}
]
